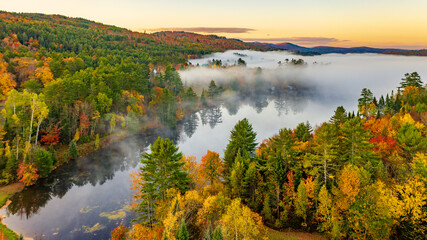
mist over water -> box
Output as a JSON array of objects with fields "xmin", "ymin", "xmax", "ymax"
[
  {"xmin": 2, "ymin": 51, "xmax": 427, "ymax": 239},
  {"xmin": 184, "ymin": 50, "xmax": 427, "ymax": 110}
]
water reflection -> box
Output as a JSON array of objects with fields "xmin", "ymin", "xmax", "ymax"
[{"xmin": 1, "ymin": 90, "xmax": 311, "ymax": 239}]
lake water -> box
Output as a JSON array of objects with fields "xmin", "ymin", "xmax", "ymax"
[{"xmin": 2, "ymin": 51, "xmax": 427, "ymax": 239}]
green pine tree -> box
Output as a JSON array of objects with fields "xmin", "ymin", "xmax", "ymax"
[
  {"xmin": 34, "ymin": 148, "xmax": 53, "ymax": 176},
  {"xmin": 330, "ymin": 106, "xmax": 347, "ymax": 125},
  {"xmin": 212, "ymin": 226, "xmax": 224, "ymax": 240},
  {"xmin": 230, "ymin": 156, "xmax": 246, "ymax": 198},
  {"xmin": 244, "ymin": 162, "xmax": 258, "ymax": 209},
  {"xmin": 176, "ymin": 220, "xmax": 190, "ymax": 240},
  {"xmin": 341, "ymin": 117, "xmax": 377, "ymax": 166},
  {"xmin": 400, "ymin": 72, "xmax": 424, "ymax": 90},
  {"xmin": 69, "ymin": 140, "xmax": 78, "ymax": 160},
  {"xmin": 397, "ymin": 123, "xmax": 427, "ymax": 160},
  {"xmin": 49, "ymin": 145, "xmax": 57, "ymax": 165},
  {"xmin": 296, "ymin": 181, "xmax": 308, "ymax": 224},
  {"xmin": 261, "ymin": 195, "xmax": 273, "ymax": 223},
  {"xmin": 224, "ymin": 118, "xmax": 257, "ymax": 175},
  {"xmin": 136, "ymin": 137, "xmax": 190, "ymax": 226}
]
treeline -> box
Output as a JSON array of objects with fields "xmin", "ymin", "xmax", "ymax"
[
  {"xmin": 0, "ymin": 11, "xmax": 266, "ymax": 186},
  {"xmin": 120, "ymin": 73, "xmax": 427, "ymax": 240}
]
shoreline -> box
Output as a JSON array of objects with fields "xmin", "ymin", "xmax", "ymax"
[{"xmin": 0, "ymin": 118, "xmax": 167, "ymax": 239}]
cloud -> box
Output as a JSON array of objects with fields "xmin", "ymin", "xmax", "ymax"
[
  {"xmin": 146, "ymin": 27, "xmax": 255, "ymax": 34},
  {"xmin": 241, "ymin": 37, "xmax": 347, "ymax": 45}
]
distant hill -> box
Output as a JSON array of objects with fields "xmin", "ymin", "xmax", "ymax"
[
  {"xmin": 263, "ymin": 42, "xmax": 406, "ymax": 55},
  {"xmin": 0, "ymin": 11, "xmax": 270, "ymax": 65},
  {"xmin": 383, "ymin": 49, "xmax": 427, "ymax": 56}
]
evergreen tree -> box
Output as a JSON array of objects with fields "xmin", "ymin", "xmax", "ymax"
[
  {"xmin": 330, "ymin": 106, "xmax": 347, "ymax": 125},
  {"xmin": 207, "ymin": 80, "xmax": 219, "ymax": 99},
  {"xmin": 34, "ymin": 148, "xmax": 53, "ymax": 176},
  {"xmin": 244, "ymin": 162, "xmax": 258, "ymax": 209},
  {"xmin": 230, "ymin": 156, "xmax": 246, "ymax": 198},
  {"xmin": 212, "ymin": 226, "xmax": 224, "ymax": 240},
  {"xmin": 296, "ymin": 181, "xmax": 308, "ymax": 224},
  {"xmin": 397, "ymin": 123, "xmax": 427, "ymax": 160},
  {"xmin": 261, "ymin": 195, "xmax": 273, "ymax": 223},
  {"xmin": 158, "ymin": 88, "xmax": 178, "ymax": 126},
  {"xmin": 137, "ymin": 137, "xmax": 190, "ymax": 225},
  {"xmin": 49, "ymin": 145, "xmax": 57, "ymax": 165},
  {"xmin": 310, "ymin": 123, "xmax": 339, "ymax": 185},
  {"xmin": 358, "ymin": 88, "xmax": 374, "ymax": 117},
  {"xmin": 341, "ymin": 117, "xmax": 377, "ymax": 166},
  {"xmin": 176, "ymin": 220, "xmax": 190, "ymax": 240},
  {"xmin": 224, "ymin": 118, "xmax": 257, "ymax": 175},
  {"xmin": 400, "ymin": 72, "xmax": 424, "ymax": 90},
  {"xmin": 182, "ymin": 87, "xmax": 198, "ymax": 112},
  {"xmin": 69, "ymin": 140, "xmax": 78, "ymax": 160},
  {"xmin": 295, "ymin": 121, "xmax": 312, "ymax": 142}
]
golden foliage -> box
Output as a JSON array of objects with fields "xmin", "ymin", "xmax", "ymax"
[
  {"xmin": 0, "ymin": 61, "xmax": 16, "ymax": 98},
  {"xmin": 334, "ymin": 164, "xmax": 361, "ymax": 212},
  {"xmin": 220, "ymin": 199, "xmax": 267, "ymax": 240}
]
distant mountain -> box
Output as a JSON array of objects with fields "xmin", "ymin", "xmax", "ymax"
[{"xmin": 263, "ymin": 42, "xmax": 406, "ymax": 55}]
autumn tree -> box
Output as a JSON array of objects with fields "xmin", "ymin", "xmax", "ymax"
[
  {"xmin": 317, "ymin": 185, "xmax": 332, "ymax": 232},
  {"xmin": 110, "ymin": 224, "xmax": 128, "ymax": 240},
  {"xmin": 0, "ymin": 60, "xmax": 16, "ymax": 99},
  {"xmin": 219, "ymin": 199, "xmax": 265, "ymax": 240},
  {"xmin": 200, "ymin": 150, "xmax": 224, "ymax": 185}
]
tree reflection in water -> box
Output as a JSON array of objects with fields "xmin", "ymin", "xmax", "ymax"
[{"xmin": 4, "ymin": 88, "xmax": 311, "ymax": 224}]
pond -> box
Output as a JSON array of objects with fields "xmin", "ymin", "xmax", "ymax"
[{"xmin": 2, "ymin": 51, "xmax": 427, "ymax": 239}]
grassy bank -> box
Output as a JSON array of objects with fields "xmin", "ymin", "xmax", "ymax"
[
  {"xmin": 268, "ymin": 227, "xmax": 327, "ymax": 240},
  {"xmin": 0, "ymin": 183, "xmax": 24, "ymax": 240},
  {"xmin": 0, "ymin": 223, "xmax": 18, "ymax": 240}
]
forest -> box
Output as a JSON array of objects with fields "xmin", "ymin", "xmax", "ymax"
[
  {"xmin": 116, "ymin": 73, "xmax": 427, "ymax": 240},
  {"xmin": 0, "ymin": 11, "xmax": 267, "ymax": 187},
  {"xmin": 0, "ymin": 10, "xmax": 426, "ymax": 240}
]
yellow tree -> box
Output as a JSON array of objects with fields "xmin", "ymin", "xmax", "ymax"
[
  {"xmin": 34, "ymin": 63, "xmax": 54, "ymax": 86},
  {"xmin": 196, "ymin": 193, "xmax": 230, "ymax": 230},
  {"xmin": 395, "ymin": 177, "xmax": 427, "ymax": 237},
  {"xmin": 220, "ymin": 199, "xmax": 266, "ymax": 240},
  {"xmin": 317, "ymin": 185, "xmax": 332, "ymax": 232},
  {"xmin": 334, "ymin": 164, "xmax": 361, "ymax": 212},
  {"xmin": 0, "ymin": 60, "xmax": 16, "ymax": 99}
]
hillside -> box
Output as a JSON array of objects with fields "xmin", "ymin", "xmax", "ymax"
[
  {"xmin": 383, "ymin": 49, "xmax": 427, "ymax": 56},
  {"xmin": 0, "ymin": 11, "xmax": 270, "ymax": 190},
  {"xmin": 0, "ymin": 11, "xmax": 268, "ymax": 65}
]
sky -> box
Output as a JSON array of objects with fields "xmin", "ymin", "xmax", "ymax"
[{"xmin": 2, "ymin": 0, "xmax": 427, "ymax": 49}]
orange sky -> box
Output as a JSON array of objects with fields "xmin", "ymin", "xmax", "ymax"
[{"xmin": 2, "ymin": 0, "xmax": 427, "ymax": 49}]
